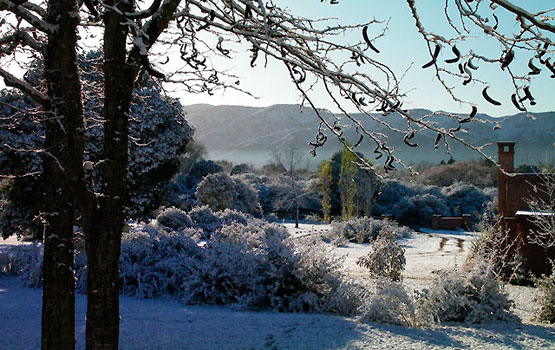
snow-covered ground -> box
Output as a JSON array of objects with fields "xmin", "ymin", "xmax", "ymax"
[{"xmin": 1, "ymin": 224, "xmax": 554, "ymax": 349}]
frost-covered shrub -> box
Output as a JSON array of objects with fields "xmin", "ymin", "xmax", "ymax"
[
  {"xmin": 195, "ymin": 172, "xmax": 235, "ymax": 211},
  {"xmin": 217, "ymin": 208, "xmax": 252, "ymax": 226},
  {"xmin": 356, "ymin": 230, "xmax": 406, "ymax": 282},
  {"xmin": 186, "ymin": 160, "xmax": 224, "ymax": 187},
  {"xmin": 373, "ymin": 179, "xmax": 493, "ymax": 227},
  {"xmin": 304, "ymin": 214, "xmax": 322, "ymax": 224},
  {"xmin": 195, "ymin": 172, "xmax": 262, "ymax": 215},
  {"xmin": 392, "ymin": 193, "xmax": 451, "ymax": 219},
  {"xmin": 155, "ymin": 207, "xmax": 193, "ymax": 231},
  {"xmin": 329, "ymin": 217, "xmax": 412, "ymax": 243},
  {"xmin": 119, "ymin": 227, "xmax": 203, "ymax": 299},
  {"xmin": 468, "ymin": 220, "xmax": 526, "ymax": 282},
  {"xmin": 415, "ymin": 263, "xmax": 517, "ymax": 324},
  {"xmin": 230, "ymin": 175, "xmax": 262, "ymax": 216},
  {"xmin": 358, "ymin": 278, "xmax": 415, "ymax": 326},
  {"xmin": 441, "ymin": 182, "xmax": 492, "ymax": 218},
  {"xmin": 322, "ymin": 279, "xmax": 368, "ymax": 316},
  {"xmin": 0, "ymin": 243, "xmax": 42, "ymax": 284},
  {"xmin": 373, "ymin": 180, "xmax": 416, "ymax": 217},
  {"xmin": 188, "ymin": 205, "xmax": 222, "ymax": 234},
  {"xmin": 534, "ymin": 268, "xmax": 555, "ymax": 324},
  {"xmin": 230, "ymin": 163, "xmax": 254, "ymax": 175},
  {"xmin": 417, "ymin": 161, "xmax": 497, "ymax": 188},
  {"xmin": 183, "ymin": 235, "xmax": 261, "ymax": 305},
  {"xmin": 117, "ymin": 219, "xmax": 345, "ymax": 312}
]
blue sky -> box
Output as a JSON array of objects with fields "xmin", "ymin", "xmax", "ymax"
[{"xmin": 177, "ymin": 0, "xmax": 554, "ymax": 118}]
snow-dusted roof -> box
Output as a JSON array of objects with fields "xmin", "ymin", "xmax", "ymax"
[{"xmin": 515, "ymin": 210, "xmax": 554, "ymax": 217}]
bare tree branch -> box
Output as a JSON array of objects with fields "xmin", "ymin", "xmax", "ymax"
[
  {"xmin": 489, "ymin": 0, "xmax": 555, "ymax": 34},
  {"xmin": 0, "ymin": 67, "xmax": 48, "ymax": 106},
  {"xmin": 0, "ymin": 0, "xmax": 57, "ymax": 34}
]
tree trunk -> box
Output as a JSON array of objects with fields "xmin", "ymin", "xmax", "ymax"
[
  {"xmin": 85, "ymin": 2, "xmax": 133, "ymax": 348},
  {"xmin": 41, "ymin": 156, "xmax": 75, "ymax": 350},
  {"xmin": 41, "ymin": 0, "xmax": 83, "ymax": 348},
  {"xmin": 82, "ymin": 1, "xmax": 181, "ymax": 347}
]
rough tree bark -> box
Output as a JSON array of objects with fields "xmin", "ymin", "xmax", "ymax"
[
  {"xmin": 41, "ymin": 0, "xmax": 83, "ymax": 348},
  {"xmin": 83, "ymin": 0, "xmax": 181, "ymax": 348},
  {"xmin": 84, "ymin": 1, "xmax": 132, "ymax": 347}
]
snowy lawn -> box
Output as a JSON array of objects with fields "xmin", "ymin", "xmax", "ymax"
[{"xmin": 1, "ymin": 224, "xmax": 554, "ymax": 349}]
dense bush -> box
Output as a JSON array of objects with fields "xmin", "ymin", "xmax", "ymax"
[
  {"xmin": 118, "ymin": 219, "xmax": 344, "ymax": 312},
  {"xmin": 188, "ymin": 205, "xmax": 224, "ymax": 234},
  {"xmin": 373, "ymin": 179, "xmax": 495, "ymax": 228},
  {"xmin": 186, "ymin": 160, "xmax": 225, "ymax": 186},
  {"xmin": 534, "ymin": 267, "xmax": 555, "ymax": 324},
  {"xmin": 0, "ymin": 243, "xmax": 43, "ymax": 287},
  {"xmin": 356, "ymin": 230, "xmax": 406, "ymax": 281},
  {"xmin": 416, "ymin": 161, "xmax": 497, "ymax": 188},
  {"xmin": 155, "ymin": 207, "xmax": 194, "ymax": 231},
  {"xmin": 468, "ymin": 220, "xmax": 526, "ymax": 283},
  {"xmin": 230, "ymin": 163, "xmax": 255, "ymax": 175},
  {"xmin": 358, "ymin": 278, "xmax": 416, "ymax": 326},
  {"xmin": 414, "ymin": 264, "xmax": 517, "ymax": 324},
  {"xmin": 328, "ymin": 217, "xmax": 413, "ymax": 244},
  {"xmin": 195, "ymin": 172, "xmax": 235, "ymax": 211},
  {"xmin": 195, "ymin": 172, "xmax": 262, "ymax": 215}
]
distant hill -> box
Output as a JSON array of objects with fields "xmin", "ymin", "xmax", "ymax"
[{"xmin": 183, "ymin": 104, "xmax": 555, "ymax": 167}]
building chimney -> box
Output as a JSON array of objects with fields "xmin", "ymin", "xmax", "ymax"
[
  {"xmin": 497, "ymin": 141, "xmax": 515, "ymax": 173},
  {"xmin": 497, "ymin": 141, "xmax": 515, "ymax": 218}
]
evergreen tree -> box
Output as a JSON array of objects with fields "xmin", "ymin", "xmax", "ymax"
[
  {"xmin": 318, "ymin": 160, "xmax": 332, "ymax": 223},
  {"xmin": 339, "ymin": 143, "xmax": 358, "ymax": 221}
]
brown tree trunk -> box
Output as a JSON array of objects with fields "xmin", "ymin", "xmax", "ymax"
[
  {"xmin": 41, "ymin": 0, "xmax": 83, "ymax": 348},
  {"xmin": 85, "ymin": 2, "xmax": 133, "ymax": 348},
  {"xmin": 82, "ymin": 1, "xmax": 181, "ymax": 347},
  {"xmin": 41, "ymin": 156, "xmax": 75, "ymax": 350}
]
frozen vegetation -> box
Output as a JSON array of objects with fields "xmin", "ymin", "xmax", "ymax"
[{"xmin": 1, "ymin": 219, "xmax": 554, "ymax": 349}]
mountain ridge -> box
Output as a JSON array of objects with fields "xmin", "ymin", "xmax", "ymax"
[{"xmin": 183, "ymin": 104, "xmax": 555, "ymax": 166}]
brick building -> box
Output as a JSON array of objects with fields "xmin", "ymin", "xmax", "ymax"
[{"xmin": 497, "ymin": 141, "xmax": 554, "ymax": 278}]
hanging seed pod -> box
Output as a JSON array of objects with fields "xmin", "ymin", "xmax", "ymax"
[
  {"xmin": 373, "ymin": 145, "xmax": 383, "ymax": 160},
  {"xmin": 460, "ymin": 106, "xmax": 477, "ymax": 123},
  {"xmin": 482, "ymin": 87, "xmax": 502, "ymax": 106},
  {"xmin": 403, "ymin": 131, "xmax": 417, "ymax": 147},
  {"xmin": 448, "ymin": 124, "xmax": 461, "ymax": 134},
  {"xmin": 434, "ymin": 133, "xmax": 442, "ymax": 149},
  {"xmin": 216, "ymin": 37, "xmax": 230, "ymax": 57},
  {"xmin": 523, "ymin": 86, "xmax": 536, "ymax": 105},
  {"xmin": 544, "ymin": 59, "xmax": 555, "ymax": 78},
  {"xmin": 528, "ymin": 58, "xmax": 541, "ymax": 75},
  {"xmin": 467, "ymin": 58, "xmax": 479, "ymax": 70},
  {"xmin": 492, "ymin": 14, "xmax": 499, "ymax": 31},
  {"xmin": 362, "ymin": 26, "xmax": 380, "ymax": 53},
  {"xmin": 198, "ymin": 10, "xmax": 216, "ymax": 31},
  {"xmin": 538, "ymin": 42, "xmax": 549, "ymax": 64},
  {"xmin": 354, "ymin": 134, "xmax": 364, "ymax": 147},
  {"xmin": 463, "ymin": 74, "xmax": 472, "ymax": 85},
  {"xmin": 445, "ymin": 45, "xmax": 461, "ymax": 64},
  {"xmin": 500, "ymin": 49, "xmax": 514, "ymax": 70},
  {"xmin": 385, "ymin": 156, "xmax": 396, "ymax": 170},
  {"xmin": 422, "ymin": 44, "xmax": 441, "ymax": 69},
  {"xmin": 511, "ymin": 94, "xmax": 526, "ymax": 111}
]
